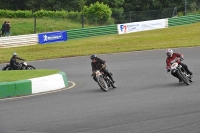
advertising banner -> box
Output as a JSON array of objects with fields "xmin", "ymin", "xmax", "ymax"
[
  {"xmin": 38, "ymin": 31, "xmax": 67, "ymax": 44},
  {"xmin": 117, "ymin": 19, "xmax": 167, "ymax": 34}
]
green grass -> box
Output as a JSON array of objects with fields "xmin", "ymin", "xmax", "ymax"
[
  {"xmin": 0, "ymin": 22, "xmax": 200, "ymax": 64},
  {"xmin": 0, "ymin": 22, "xmax": 200, "ymax": 82},
  {"xmin": 0, "ymin": 17, "xmax": 92, "ymax": 36},
  {"xmin": 0, "ymin": 69, "xmax": 60, "ymax": 82}
]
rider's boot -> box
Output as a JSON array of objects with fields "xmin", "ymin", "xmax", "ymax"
[{"xmin": 93, "ymin": 76, "xmax": 97, "ymax": 82}]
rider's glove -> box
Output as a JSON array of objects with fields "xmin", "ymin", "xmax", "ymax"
[
  {"xmin": 167, "ymin": 69, "xmax": 170, "ymax": 72},
  {"xmin": 180, "ymin": 57, "xmax": 184, "ymax": 61},
  {"xmin": 102, "ymin": 64, "xmax": 106, "ymax": 68}
]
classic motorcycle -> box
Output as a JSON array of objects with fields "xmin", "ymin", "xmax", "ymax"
[
  {"xmin": 170, "ymin": 58, "xmax": 192, "ymax": 85},
  {"xmin": 95, "ymin": 69, "xmax": 116, "ymax": 92},
  {"xmin": 2, "ymin": 61, "xmax": 35, "ymax": 70}
]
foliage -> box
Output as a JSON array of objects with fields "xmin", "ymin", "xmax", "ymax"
[
  {"xmin": 82, "ymin": 1, "xmax": 112, "ymax": 25},
  {"xmin": 0, "ymin": 0, "xmax": 199, "ymax": 16},
  {"xmin": 0, "ymin": 9, "xmax": 81, "ymax": 20},
  {"xmin": 34, "ymin": 10, "xmax": 66, "ymax": 18}
]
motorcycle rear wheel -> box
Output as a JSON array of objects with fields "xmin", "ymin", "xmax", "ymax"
[
  {"xmin": 111, "ymin": 82, "xmax": 116, "ymax": 88},
  {"xmin": 3, "ymin": 66, "xmax": 13, "ymax": 70}
]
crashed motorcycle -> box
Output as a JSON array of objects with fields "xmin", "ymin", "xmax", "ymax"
[
  {"xmin": 2, "ymin": 61, "xmax": 35, "ymax": 70},
  {"xmin": 94, "ymin": 69, "xmax": 116, "ymax": 92},
  {"xmin": 170, "ymin": 58, "xmax": 192, "ymax": 85}
]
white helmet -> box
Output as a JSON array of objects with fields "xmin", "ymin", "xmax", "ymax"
[
  {"xmin": 166, "ymin": 49, "xmax": 173, "ymax": 57},
  {"xmin": 12, "ymin": 52, "xmax": 17, "ymax": 56}
]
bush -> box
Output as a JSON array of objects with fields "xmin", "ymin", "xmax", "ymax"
[{"xmin": 82, "ymin": 1, "xmax": 112, "ymax": 25}]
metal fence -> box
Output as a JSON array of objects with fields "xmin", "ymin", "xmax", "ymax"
[
  {"xmin": 111, "ymin": 8, "xmax": 176, "ymax": 24},
  {"xmin": 185, "ymin": 0, "xmax": 200, "ymax": 14}
]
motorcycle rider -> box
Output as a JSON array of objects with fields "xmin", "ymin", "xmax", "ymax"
[
  {"xmin": 90, "ymin": 54, "xmax": 115, "ymax": 83},
  {"xmin": 10, "ymin": 52, "xmax": 25, "ymax": 70},
  {"xmin": 166, "ymin": 49, "xmax": 193, "ymax": 83}
]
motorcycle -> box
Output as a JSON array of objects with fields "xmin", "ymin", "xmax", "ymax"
[
  {"xmin": 170, "ymin": 58, "xmax": 192, "ymax": 85},
  {"xmin": 2, "ymin": 61, "xmax": 35, "ymax": 70},
  {"xmin": 95, "ymin": 69, "xmax": 116, "ymax": 92}
]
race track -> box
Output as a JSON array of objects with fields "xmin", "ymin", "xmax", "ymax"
[{"xmin": 0, "ymin": 47, "xmax": 200, "ymax": 133}]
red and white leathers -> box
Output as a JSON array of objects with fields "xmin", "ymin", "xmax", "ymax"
[
  {"xmin": 166, "ymin": 53, "xmax": 183, "ymax": 70},
  {"xmin": 166, "ymin": 52, "xmax": 193, "ymax": 82}
]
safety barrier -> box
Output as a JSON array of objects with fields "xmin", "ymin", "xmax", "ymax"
[
  {"xmin": 0, "ymin": 34, "xmax": 38, "ymax": 48},
  {"xmin": 67, "ymin": 24, "xmax": 118, "ymax": 40},
  {"xmin": 168, "ymin": 14, "xmax": 200, "ymax": 27},
  {"xmin": 0, "ymin": 14, "xmax": 200, "ymax": 48}
]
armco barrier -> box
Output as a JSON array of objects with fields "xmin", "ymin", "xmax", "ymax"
[
  {"xmin": 0, "ymin": 25, "xmax": 118, "ymax": 48},
  {"xmin": 67, "ymin": 24, "xmax": 118, "ymax": 40},
  {"xmin": 0, "ymin": 34, "xmax": 38, "ymax": 48},
  {"xmin": 168, "ymin": 14, "xmax": 200, "ymax": 27},
  {"xmin": 0, "ymin": 71, "xmax": 68, "ymax": 99}
]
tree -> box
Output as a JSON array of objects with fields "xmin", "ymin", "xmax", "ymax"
[{"xmin": 82, "ymin": 1, "xmax": 112, "ymax": 24}]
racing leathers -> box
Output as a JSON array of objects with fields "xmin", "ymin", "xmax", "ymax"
[
  {"xmin": 91, "ymin": 57, "xmax": 114, "ymax": 83},
  {"xmin": 166, "ymin": 53, "xmax": 193, "ymax": 81},
  {"xmin": 10, "ymin": 56, "xmax": 24, "ymax": 70}
]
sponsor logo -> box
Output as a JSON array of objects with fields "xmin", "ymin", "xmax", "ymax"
[
  {"xmin": 120, "ymin": 25, "xmax": 127, "ymax": 33},
  {"xmin": 120, "ymin": 24, "xmax": 139, "ymax": 33},
  {"xmin": 43, "ymin": 34, "xmax": 63, "ymax": 42}
]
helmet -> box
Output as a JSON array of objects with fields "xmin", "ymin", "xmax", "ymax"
[
  {"xmin": 12, "ymin": 52, "xmax": 17, "ymax": 57},
  {"xmin": 166, "ymin": 49, "xmax": 173, "ymax": 57},
  {"xmin": 90, "ymin": 54, "xmax": 97, "ymax": 60}
]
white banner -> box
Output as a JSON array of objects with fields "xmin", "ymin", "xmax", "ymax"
[{"xmin": 117, "ymin": 19, "xmax": 167, "ymax": 34}]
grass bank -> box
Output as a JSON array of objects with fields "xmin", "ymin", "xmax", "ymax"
[
  {"xmin": 0, "ymin": 22, "xmax": 200, "ymax": 82},
  {"xmin": 0, "ymin": 18, "xmax": 92, "ymax": 36},
  {"xmin": 0, "ymin": 22, "xmax": 200, "ymax": 64}
]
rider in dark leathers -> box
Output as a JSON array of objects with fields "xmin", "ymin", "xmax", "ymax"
[
  {"xmin": 90, "ymin": 54, "xmax": 115, "ymax": 83},
  {"xmin": 10, "ymin": 52, "xmax": 25, "ymax": 70},
  {"xmin": 166, "ymin": 49, "xmax": 193, "ymax": 83}
]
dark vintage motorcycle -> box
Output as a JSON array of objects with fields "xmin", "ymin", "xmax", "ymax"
[
  {"xmin": 94, "ymin": 69, "xmax": 116, "ymax": 92},
  {"xmin": 2, "ymin": 61, "xmax": 35, "ymax": 70},
  {"xmin": 170, "ymin": 58, "xmax": 192, "ymax": 85}
]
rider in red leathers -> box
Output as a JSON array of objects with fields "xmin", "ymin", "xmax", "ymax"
[{"xmin": 166, "ymin": 49, "xmax": 193, "ymax": 83}]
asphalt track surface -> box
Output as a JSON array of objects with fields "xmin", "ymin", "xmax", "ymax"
[{"xmin": 0, "ymin": 47, "xmax": 200, "ymax": 133}]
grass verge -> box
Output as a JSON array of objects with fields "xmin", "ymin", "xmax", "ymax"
[
  {"xmin": 0, "ymin": 22, "xmax": 200, "ymax": 82},
  {"xmin": 0, "ymin": 22, "xmax": 200, "ymax": 64},
  {"xmin": 0, "ymin": 17, "xmax": 91, "ymax": 36},
  {"xmin": 0, "ymin": 69, "xmax": 60, "ymax": 82}
]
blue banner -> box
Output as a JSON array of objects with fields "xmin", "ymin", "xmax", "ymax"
[{"xmin": 38, "ymin": 31, "xmax": 67, "ymax": 44}]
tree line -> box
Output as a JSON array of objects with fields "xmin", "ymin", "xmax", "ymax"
[{"xmin": 0, "ymin": 0, "xmax": 199, "ymax": 15}]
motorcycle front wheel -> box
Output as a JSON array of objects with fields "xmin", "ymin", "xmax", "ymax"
[
  {"xmin": 177, "ymin": 70, "xmax": 190, "ymax": 85},
  {"xmin": 26, "ymin": 65, "xmax": 35, "ymax": 70},
  {"xmin": 97, "ymin": 76, "xmax": 109, "ymax": 92}
]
